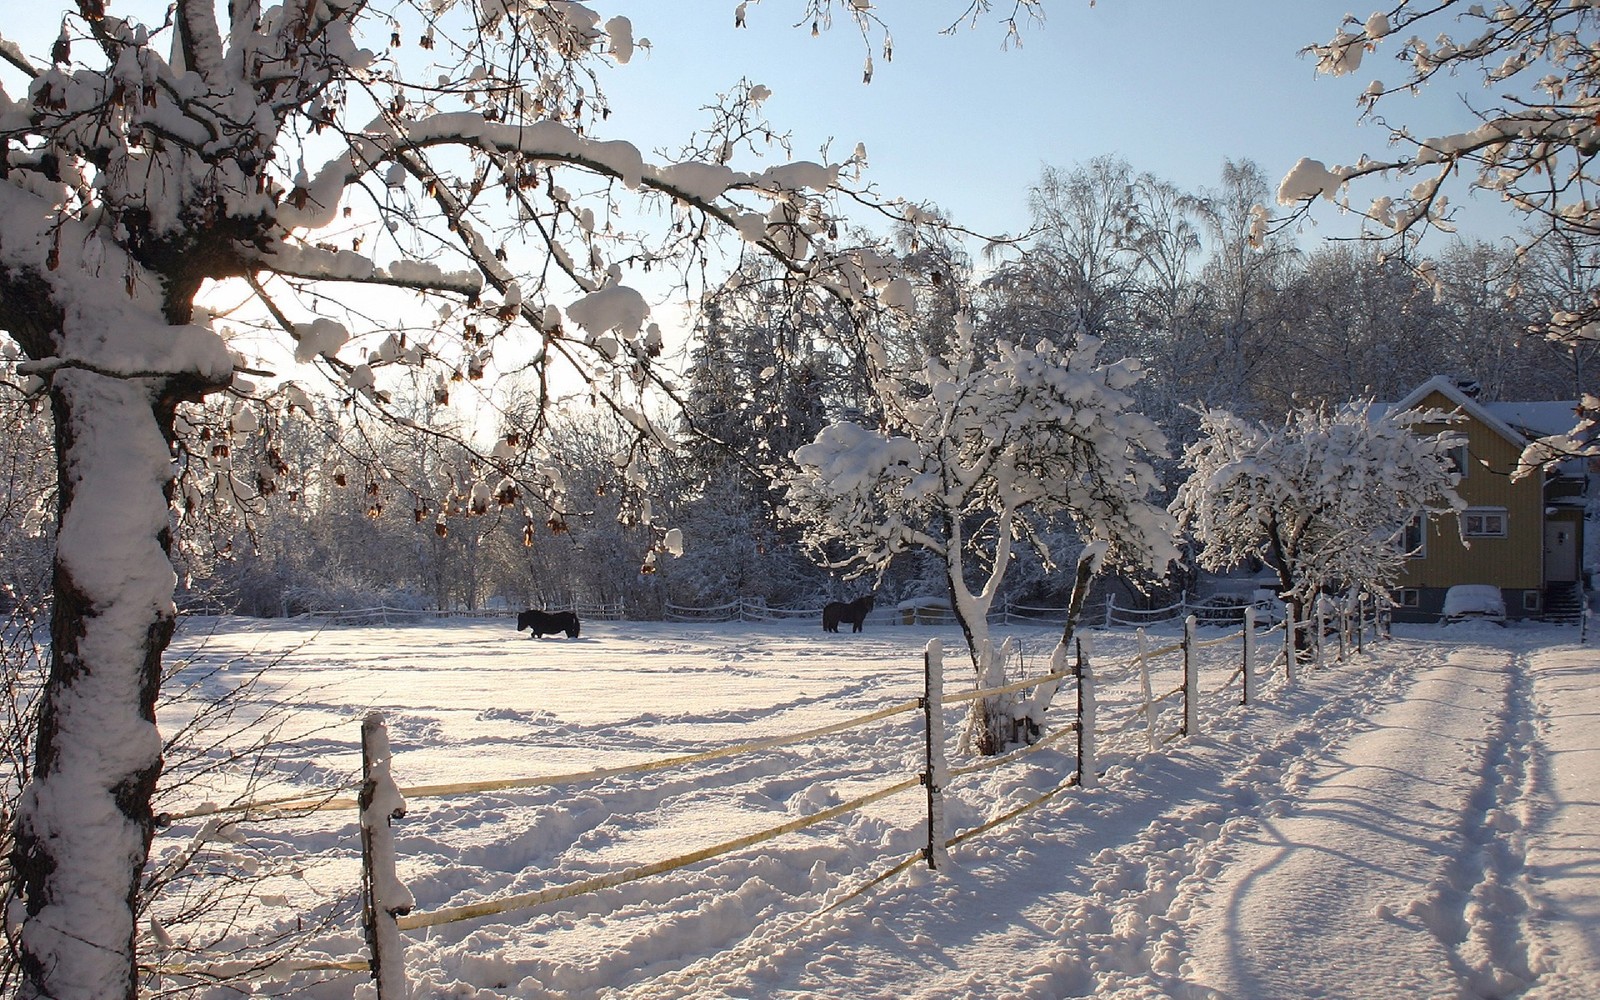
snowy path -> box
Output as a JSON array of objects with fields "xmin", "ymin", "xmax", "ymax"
[{"xmin": 1182, "ymin": 642, "xmax": 1535, "ymax": 999}]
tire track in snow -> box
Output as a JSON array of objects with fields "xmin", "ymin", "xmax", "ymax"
[
  {"xmin": 1176, "ymin": 641, "xmax": 1532, "ymax": 999},
  {"xmin": 1436, "ymin": 646, "xmax": 1538, "ymax": 997}
]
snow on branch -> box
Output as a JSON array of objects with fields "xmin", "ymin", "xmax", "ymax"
[{"xmin": 1172, "ymin": 402, "xmax": 1465, "ymax": 609}]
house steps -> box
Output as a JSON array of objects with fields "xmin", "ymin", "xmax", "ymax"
[{"xmin": 1541, "ymin": 582, "xmax": 1587, "ymax": 624}]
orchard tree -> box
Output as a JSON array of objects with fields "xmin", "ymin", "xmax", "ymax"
[
  {"xmin": 1281, "ymin": 2, "xmax": 1600, "ymax": 468},
  {"xmin": 0, "ymin": 1, "xmax": 1009, "ymax": 994},
  {"xmin": 781, "ymin": 317, "xmax": 1176, "ymax": 755},
  {"xmin": 1171, "ymin": 403, "xmax": 1464, "ymax": 646}
]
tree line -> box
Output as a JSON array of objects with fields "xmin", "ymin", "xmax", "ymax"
[{"xmin": 4, "ymin": 158, "xmax": 1583, "ymax": 623}]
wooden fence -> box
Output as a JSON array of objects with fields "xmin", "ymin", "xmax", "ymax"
[{"xmin": 149, "ymin": 600, "xmax": 1387, "ymax": 995}]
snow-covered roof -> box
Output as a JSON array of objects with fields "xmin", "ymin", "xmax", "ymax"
[
  {"xmin": 1482, "ymin": 400, "xmax": 1584, "ymax": 439},
  {"xmin": 1393, "ymin": 375, "xmax": 1577, "ymax": 447}
]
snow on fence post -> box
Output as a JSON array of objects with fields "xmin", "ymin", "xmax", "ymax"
[
  {"xmin": 1182, "ymin": 614, "xmax": 1199, "ymax": 737},
  {"xmin": 360, "ymin": 713, "xmax": 414, "ymax": 1000},
  {"xmin": 1076, "ymin": 636, "xmax": 1097, "ymax": 789},
  {"xmin": 1104, "ymin": 593, "xmax": 1116, "ymax": 629},
  {"xmin": 1241, "ymin": 605, "xmax": 1256, "ymax": 706},
  {"xmin": 1137, "ymin": 627, "xmax": 1156, "ymax": 752},
  {"xmin": 922, "ymin": 640, "xmax": 949, "ymax": 870}
]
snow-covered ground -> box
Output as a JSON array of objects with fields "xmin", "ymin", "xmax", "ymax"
[{"xmin": 153, "ymin": 615, "xmax": 1599, "ymax": 999}]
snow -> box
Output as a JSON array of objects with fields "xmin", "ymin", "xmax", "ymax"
[
  {"xmin": 19, "ymin": 370, "xmax": 179, "ymax": 998},
  {"xmin": 1443, "ymin": 584, "xmax": 1508, "ymax": 622},
  {"xmin": 565, "ymin": 283, "xmax": 650, "ymax": 341},
  {"xmin": 152, "ymin": 615, "xmax": 1600, "ymax": 998},
  {"xmin": 1276, "ymin": 157, "xmax": 1352, "ymax": 205}
]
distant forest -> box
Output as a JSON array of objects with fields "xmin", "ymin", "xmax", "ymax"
[{"xmin": 1, "ymin": 158, "xmax": 1591, "ymax": 620}]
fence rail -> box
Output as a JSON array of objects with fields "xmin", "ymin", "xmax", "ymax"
[
  {"xmin": 150, "ymin": 598, "xmax": 1390, "ymax": 995},
  {"xmin": 293, "ymin": 601, "xmax": 627, "ymax": 627}
]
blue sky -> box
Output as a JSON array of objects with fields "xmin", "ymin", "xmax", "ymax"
[
  {"xmin": 600, "ymin": 2, "xmax": 1518, "ymax": 248},
  {"xmin": 1, "ymin": 1, "xmax": 1519, "ymax": 247}
]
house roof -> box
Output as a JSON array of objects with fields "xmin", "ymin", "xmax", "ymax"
[
  {"xmin": 1483, "ymin": 400, "xmax": 1584, "ymax": 439},
  {"xmin": 1393, "ymin": 375, "xmax": 1578, "ymax": 447}
]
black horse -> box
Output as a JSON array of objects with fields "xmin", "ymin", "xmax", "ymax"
[
  {"xmin": 822, "ymin": 595, "xmax": 875, "ymax": 633},
  {"xmin": 517, "ymin": 609, "xmax": 581, "ymax": 638}
]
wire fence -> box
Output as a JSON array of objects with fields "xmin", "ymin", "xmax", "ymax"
[
  {"xmin": 661, "ymin": 593, "xmax": 1291, "ymax": 628},
  {"xmin": 290, "ymin": 600, "xmax": 628, "ymax": 627},
  {"xmin": 187, "ymin": 590, "xmax": 1589, "ymax": 634},
  {"xmin": 147, "ymin": 599, "xmax": 1390, "ymax": 995}
]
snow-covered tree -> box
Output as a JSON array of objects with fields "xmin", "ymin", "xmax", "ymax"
[
  {"xmin": 1171, "ymin": 403, "xmax": 1464, "ymax": 644},
  {"xmin": 1282, "ymin": 3, "xmax": 1600, "ymax": 470},
  {"xmin": 780, "ymin": 317, "xmax": 1177, "ymax": 754},
  {"xmin": 0, "ymin": 1, "xmax": 997, "ymax": 993}
]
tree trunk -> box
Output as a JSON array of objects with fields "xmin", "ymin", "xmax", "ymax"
[
  {"xmin": 1265, "ymin": 518, "xmax": 1310, "ymax": 660},
  {"xmin": 12, "ymin": 370, "xmax": 181, "ymax": 1000},
  {"xmin": 1056, "ymin": 556, "xmax": 1097, "ymax": 653}
]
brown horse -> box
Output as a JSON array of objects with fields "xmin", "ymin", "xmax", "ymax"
[{"xmin": 822, "ymin": 595, "xmax": 875, "ymax": 633}]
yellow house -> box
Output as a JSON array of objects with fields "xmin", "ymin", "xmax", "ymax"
[{"xmin": 1392, "ymin": 376, "xmax": 1590, "ymax": 622}]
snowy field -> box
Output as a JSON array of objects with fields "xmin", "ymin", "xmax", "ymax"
[{"xmin": 152, "ymin": 614, "xmax": 1599, "ymax": 999}]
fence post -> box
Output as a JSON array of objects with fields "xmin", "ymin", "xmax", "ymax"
[
  {"xmin": 1284, "ymin": 609, "xmax": 1296, "ymax": 685},
  {"xmin": 1354, "ymin": 593, "xmax": 1364, "ymax": 655},
  {"xmin": 1182, "ymin": 614, "xmax": 1199, "ymax": 738},
  {"xmin": 360, "ymin": 714, "xmax": 414, "ymax": 1000},
  {"xmin": 1076, "ymin": 636, "xmax": 1097, "ymax": 789},
  {"xmin": 1104, "ymin": 593, "xmax": 1116, "ymax": 629},
  {"xmin": 1314, "ymin": 600, "xmax": 1326, "ymax": 671},
  {"xmin": 1241, "ymin": 605, "xmax": 1256, "ymax": 706},
  {"xmin": 1137, "ymin": 627, "xmax": 1156, "ymax": 752},
  {"xmin": 922, "ymin": 641, "xmax": 949, "ymax": 870}
]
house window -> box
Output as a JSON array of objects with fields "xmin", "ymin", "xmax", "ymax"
[
  {"xmin": 1524, "ymin": 592, "xmax": 1541, "ymax": 612},
  {"xmin": 1463, "ymin": 508, "xmax": 1507, "ymax": 538},
  {"xmin": 1449, "ymin": 444, "xmax": 1469, "ymax": 478},
  {"xmin": 1400, "ymin": 516, "xmax": 1426, "ymax": 557},
  {"xmin": 1399, "ymin": 589, "xmax": 1420, "ymax": 608}
]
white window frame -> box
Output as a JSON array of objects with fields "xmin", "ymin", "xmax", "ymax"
[
  {"xmin": 1462, "ymin": 507, "xmax": 1508, "ymax": 538},
  {"xmin": 1399, "ymin": 589, "xmax": 1420, "ymax": 608},
  {"xmin": 1523, "ymin": 591, "xmax": 1541, "ymax": 612}
]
